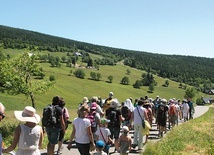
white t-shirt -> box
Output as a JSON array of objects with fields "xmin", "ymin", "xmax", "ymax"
[
  {"xmin": 133, "ymin": 106, "xmax": 146, "ymax": 125},
  {"xmin": 73, "ymin": 117, "xmax": 91, "ymax": 144},
  {"xmin": 95, "ymin": 127, "xmax": 111, "ymax": 144}
]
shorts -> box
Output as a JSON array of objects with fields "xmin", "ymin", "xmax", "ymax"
[
  {"xmin": 169, "ymin": 115, "xmax": 177, "ymax": 124},
  {"xmin": 46, "ymin": 127, "xmax": 60, "ymax": 144},
  {"xmin": 108, "ymin": 126, "xmax": 120, "ymax": 139},
  {"xmin": 58, "ymin": 129, "xmax": 65, "ymax": 141}
]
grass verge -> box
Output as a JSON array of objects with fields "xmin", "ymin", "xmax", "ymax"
[{"xmin": 143, "ymin": 106, "xmax": 214, "ymax": 155}]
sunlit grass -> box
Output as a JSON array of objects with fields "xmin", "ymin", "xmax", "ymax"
[{"xmin": 143, "ymin": 107, "xmax": 214, "ymax": 155}]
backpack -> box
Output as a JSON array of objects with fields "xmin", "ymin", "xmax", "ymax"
[
  {"xmin": 169, "ymin": 105, "xmax": 176, "ymax": 115},
  {"xmin": 108, "ymin": 110, "xmax": 118, "ymax": 127},
  {"xmin": 86, "ymin": 111, "xmax": 97, "ymax": 133},
  {"xmin": 42, "ymin": 104, "xmax": 58, "ymax": 127},
  {"xmin": 121, "ymin": 106, "xmax": 130, "ymax": 121}
]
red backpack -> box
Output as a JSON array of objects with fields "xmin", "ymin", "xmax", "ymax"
[{"xmin": 169, "ymin": 105, "xmax": 176, "ymax": 115}]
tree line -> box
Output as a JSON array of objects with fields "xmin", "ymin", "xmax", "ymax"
[{"xmin": 0, "ymin": 25, "xmax": 214, "ymax": 93}]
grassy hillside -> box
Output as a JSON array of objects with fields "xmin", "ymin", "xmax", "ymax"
[
  {"xmin": 0, "ymin": 49, "xmax": 191, "ymax": 111},
  {"xmin": 1, "ymin": 48, "xmax": 210, "ymax": 112}
]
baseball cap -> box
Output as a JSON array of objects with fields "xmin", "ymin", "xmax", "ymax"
[
  {"xmin": 100, "ymin": 118, "xmax": 110, "ymax": 125},
  {"xmin": 96, "ymin": 140, "xmax": 105, "ymax": 148}
]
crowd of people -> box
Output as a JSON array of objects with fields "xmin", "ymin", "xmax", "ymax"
[{"xmin": 0, "ymin": 92, "xmax": 195, "ymax": 155}]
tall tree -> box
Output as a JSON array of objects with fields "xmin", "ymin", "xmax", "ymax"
[{"xmin": 0, "ymin": 51, "xmax": 54, "ymax": 108}]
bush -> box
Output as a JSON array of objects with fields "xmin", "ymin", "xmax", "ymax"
[{"xmin": 49, "ymin": 75, "xmax": 56, "ymax": 81}]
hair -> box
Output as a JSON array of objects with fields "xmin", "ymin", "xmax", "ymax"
[
  {"xmin": 52, "ymin": 96, "xmax": 60, "ymax": 105},
  {"xmin": 91, "ymin": 96, "xmax": 98, "ymax": 102},
  {"xmin": 59, "ymin": 98, "xmax": 65, "ymax": 108},
  {"xmin": 78, "ymin": 104, "xmax": 90, "ymax": 118},
  {"xmin": 138, "ymin": 99, "xmax": 145, "ymax": 106}
]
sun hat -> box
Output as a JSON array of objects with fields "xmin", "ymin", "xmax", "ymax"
[
  {"xmin": 91, "ymin": 102, "xmax": 97, "ymax": 110},
  {"xmin": 100, "ymin": 118, "xmax": 110, "ymax": 125},
  {"xmin": 122, "ymin": 126, "xmax": 129, "ymax": 132},
  {"xmin": 110, "ymin": 99, "xmax": 118, "ymax": 108},
  {"xmin": 162, "ymin": 98, "xmax": 167, "ymax": 103},
  {"xmin": 14, "ymin": 106, "xmax": 40, "ymax": 124},
  {"xmin": 96, "ymin": 140, "xmax": 105, "ymax": 148},
  {"xmin": 109, "ymin": 92, "xmax": 114, "ymax": 96}
]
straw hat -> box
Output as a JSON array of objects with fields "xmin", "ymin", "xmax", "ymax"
[{"xmin": 14, "ymin": 106, "xmax": 40, "ymax": 124}]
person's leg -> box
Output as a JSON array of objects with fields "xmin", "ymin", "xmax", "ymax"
[
  {"xmin": 76, "ymin": 143, "xmax": 90, "ymax": 155},
  {"xmin": 133, "ymin": 124, "xmax": 139, "ymax": 147},
  {"xmin": 46, "ymin": 127, "xmax": 60, "ymax": 155},
  {"xmin": 57, "ymin": 130, "xmax": 64, "ymax": 153},
  {"xmin": 138, "ymin": 125, "xmax": 143, "ymax": 149},
  {"xmin": 47, "ymin": 142, "xmax": 55, "ymax": 155},
  {"xmin": 113, "ymin": 127, "xmax": 120, "ymax": 152}
]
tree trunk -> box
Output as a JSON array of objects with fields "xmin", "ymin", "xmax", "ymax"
[{"xmin": 30, "ymin": 92, "xmax": 35, "ymax": 108}]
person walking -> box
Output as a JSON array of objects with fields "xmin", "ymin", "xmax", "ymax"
[
  {"xmin": 118, "ymin": 126, "xmax": 132, "ymax": 155},
  {"xmin": 130, "ymin": 99, "xmax": 148, "ymax": 151},
  {"xmin": 95, "ymin": 118, "xmax": 113, "ymax": 154},
  {"xmin": 103, "ymin": 92, "xmax": 114, "ymax": 112},
  {"xmin": 92, "ymin": 140, "xmax": 107, "ymax": 155},
  {"xmin": 43, "ymin": 96, "xmax": 65, "ymax": 155},
  {"xmin": 57, "ymin": 98, "xmax": 70, "ymax": 154},
  {"xmin": 3, "ymin": 106, "xmax": 43, "ymax": 155},
  {"xmin": 67, "ymin": 104, "xmax": 95, "ymax": 155},
  {"xmin": 156, "ymin": 99, "xmax": 168, "ymax": 137},
  {"xmin": 143, "ymin": 100, "xmax": 153, "ymax": 143},
  {"xmin": 105, "ymin": 100, "xmax": 124, "ymax": 153},
  {"xmin": 182, "ymin": 99, "xmax": 190, "ymax": 122}
]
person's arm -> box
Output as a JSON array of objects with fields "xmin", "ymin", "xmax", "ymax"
[
  {"xmin": 59, "ymin": 115, "xmax": 66, "ymax": 133},
  {"xmin": 118, "ymin": 135, "xmax": 121, "ymax": 147},
  {"xmin": 39, "ymin": 126, "xmax": 43, "ymax": 149},
  {"xmin": 144, "ymin": 109, "xmax": 149, "ymax": 121},
  {"xmin": 3, "ymin": 125, "xmax": 20, "ymax": 153},
  {"xmin": 128, "ymin": 136, "xmax": 132, "ymax": 151},
  {"xmin": 67, "ymin": 124, "xmax": 76, "ymax": 150},
  {"xmin": 119, "ymin": 114, "xmax": 125, "ymax": 122},
  {"xmin": 108, "ymin": 136, "xmax": 113, "ymax": 144},
  {"xmin": 86, "ymin": 126, "xmax": 95, "ymax": 150},
  {"xmin": 129, "ymin": 112, "xmax": 134, "ymax": 129}
]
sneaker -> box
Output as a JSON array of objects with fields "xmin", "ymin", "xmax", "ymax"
[
  {"xmin": 132, "ymin": 144, "xmax": 137, "ymax": 149},
  {"xmin": 114, "ymin": 148, "xmax": 119, "ymax": 153}
]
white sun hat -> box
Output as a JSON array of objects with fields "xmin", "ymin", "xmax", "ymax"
[{"xmin": 14, "ymin": 106, "xmax": 40, "ymax": 124}]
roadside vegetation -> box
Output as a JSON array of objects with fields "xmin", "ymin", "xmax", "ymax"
[{"xmin": 143, "ymin": 106, "xmax": 214, "ymax": 155}]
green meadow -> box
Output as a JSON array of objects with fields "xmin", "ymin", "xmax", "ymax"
[{"xmin": 1, "ymin": 49, "xmax": 191, "ymax": 111}]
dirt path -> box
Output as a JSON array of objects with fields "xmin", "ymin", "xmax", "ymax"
[{"xmin": 40, "ymin": 105, "xmax": 210, "ymax": 155}]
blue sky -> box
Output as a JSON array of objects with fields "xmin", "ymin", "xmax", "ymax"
[{"xmin": 0, "ymin": 0, "xmax": 214, "ymax": 58}]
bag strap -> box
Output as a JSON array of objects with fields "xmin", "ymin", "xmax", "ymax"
[
  {"xmin": 99, "ymin": 127, "xmax": 107, "ymax": 144},
  {"xmin": 137, "ymin": 106, "xmax": 144, "ymax": 121}
]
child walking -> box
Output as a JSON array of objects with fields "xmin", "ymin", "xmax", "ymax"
[
  {"xmin": 118, "ymin": 126, "xmax": 132, "ymax": 155},
  {"xmin": 92, "ymin": 140, "xmax": 107, "ymax": 155},
  {"xmin": 95, "ymin": 118, "xmax": 113, "ymax": 155}
]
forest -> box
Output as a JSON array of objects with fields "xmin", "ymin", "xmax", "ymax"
[{"xmin": 0, "ymin": 25, "xmax": 214, "ymax": 93}]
